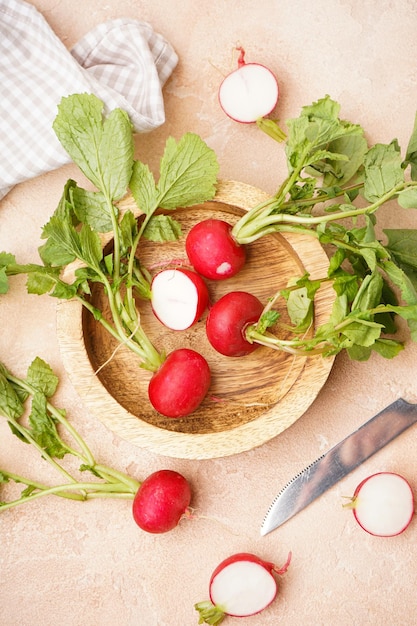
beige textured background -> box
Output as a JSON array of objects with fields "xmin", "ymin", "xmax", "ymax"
[{"xmin": 1, "ymin": 1, "xmax": 417, "ymax": 625}]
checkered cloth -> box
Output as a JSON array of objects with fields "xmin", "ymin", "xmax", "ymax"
[{"xmin": 0, "ymin": 0, "xmax": 178, "ymax": 199}]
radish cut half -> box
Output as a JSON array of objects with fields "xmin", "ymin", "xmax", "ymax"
[
  {"xmin": 210, "ymin": 558, "xmax": 277, "ymax": 617},
  {"xmin": 151, "ymin": 268, "xmax": 209, "ymax": 330},
  {"xmin": 219, "ymin": 47, "xmax": 279, "ymax": 123},
  {"xmin": 350, "ymin": 472, "xmax": 414, "ymax": 537},
  {"xmin": 195, "ymin": 552, "xmax": 291, "ymax": 623}
]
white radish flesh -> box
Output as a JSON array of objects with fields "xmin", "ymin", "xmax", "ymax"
[
  {"xmin": 351, "ymin": 472, "xmax": 414, "ymax": 537},
  {"xmin": 210, "ymin": 559, "xmax": 277, "ymax": 617},
  {"xmin": 219, "ymin": 47, "xmax": 279, "ymax": 123},
  {"xmin": 195, "ymin": 552, "xmax": 291, "ymax": 623},
  {"xmin": 151, "ymin": 268, "xmax": 209, "ymax": 330}
]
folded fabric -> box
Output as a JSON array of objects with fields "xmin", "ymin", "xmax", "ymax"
[{"xmin": 0, "ymin": 0, "xmax": 178, "ymax": 199}]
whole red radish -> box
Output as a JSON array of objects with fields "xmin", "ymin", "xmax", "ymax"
[
  {"xmin": 132, "ymin": 469, "xmax": 191, "ymax": 533},
  {"xmin": 195, "ymin": 551, "xmax": 292, "ymax": 623},
  {"xmin": 185, "ymin": 219, "xmax": 246, "ymax": 280},
  {"xmin": 347, "ymin": 472, "xmax": 414, "ymax": 537},
  {"xmin": 206, "ymin": 291, "xmax": 264, "ymax": 356},
  {"xmin": 219, "ymin": 46, "xmax": 279, "ymax": 123},
  {"xmin": 148, "ymin": 348, "xmax": 211, "ymax": 417},
  {"xmin": 151, "ymin": 268, "xmax": 209, "ymax": 330}
]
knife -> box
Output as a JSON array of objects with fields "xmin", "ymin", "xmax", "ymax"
[{"xmin": 261, "ymin": 398, "xmax": 417, "ymax": 536}]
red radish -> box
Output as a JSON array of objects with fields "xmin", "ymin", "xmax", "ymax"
[
  {"xmin": 185, "ymin": 219, "xmax": 246, "ymax": 280},
  {"xmin": 132, "ymin": 469, "xmax": 191, "ymax": 533},
  {"xmin": 347, "ymin": 472, "xmax": 414, "ymax": 537},
  {"xmin": 148, "ymin": 348, "xmax": 211, "ymax": 417},
  {"xmin": 219, "ymin": 46, "xmax": 279, "ymax": 123},
  {"xmin": 195, "ymin": 551, "xmax": 291, "ymax": 623},
  {"xmin": 151, "ymin": 268, "xmax": 209, "ymax": 330},
  {"xmin": 206, "ymin": 291, "xmax": 264, "ymax": 356}
]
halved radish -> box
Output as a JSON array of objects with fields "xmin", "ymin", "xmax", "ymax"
[
  {"xmin": 219, "ymin": 46, "xmax": 279, "ymax": 123},
  {"xmin": 347, "ymin": 472, "xmax": 414, "ymax": 537},
  {"xmin": 195, "ymin": 551, "xmax": 291, "ymax": 623},
  {"xmin": 151, "ymin": 268, "xmax": 209, "ymax": 330},
  {"xmin": 185, "ymin": 219, "xmax": 246, "ymax": 280}
]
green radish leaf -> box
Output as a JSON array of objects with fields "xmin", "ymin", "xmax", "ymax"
[
  {"xmin": 363, "ymin": 141, "xmax": 404, "ymax": 202},
  {"xmin": 397, "ymin": 187, "xmax": 417, "ymax": 209},
  {"xmin": 26, "ymin": 272, "xmax": 57, "ymax": 295},
  {"xmin": 129, "ymin": 161, "xmax": 158, "ymax": 216},
  {"xmin": 72, "ymin": 187, "xmax": 114, "ymax": 233},
  {"xmin": 341, "ymin": 319, "xmax": 383, "ymax": 347},
  {"xmin": 43, "ymin": 215, "xmax": 81, "ymax": 261},
  {"xmin": 119, "ymin": 210, "xmax": 139, "ymax": 252},
  {"xmin": 28, "ymin": 392, "xmax": 67, "ymax": 459},
  {"xmin": 322, "ymin": 133, "xmax": 368, "ymax": 187},
  {"xmin": 0, "ymin": 371, "xmax": 24, "ymax": 419},
  {"xmin": 79, "ymin": 224, "xmax": 103, "ymax": 271},
  {"xmin": 256, "ymin": 310, "xmax": 280, "ymax": 333},
  {"xmin": 27, "ymin": 357, "xmax": 59, "ymax": 398},
  {"xmin": 404, "ymin": 111, "xmax": 417, "ymax": 180},
  {"xmin": 351, "ymin": 272, "xmax": 383, "ymax": 312},
  {"xmin": 372, "ymin": 338, "xmax": 404, "ymax": 359},
  {"xmin": 381, "ymin": 259, "xmax": 417, "ymax": 305},
  {"xmin": 157, "ymin": 133, "xmax": 219, "ymax": 209},
  {"xmin": 142, "ymin": 215, "xmax": 182, "ymax": 242},
  {"xmin": 0, "ymin": 267, "xmax": 9, "ymax": 294},
  {"xmin": 53, "ymin": 94, "xmax": 134, "ymax": 201},
  {"xmin": 384, "ymin": 229, "xmax": 417, "ymax": 271}
]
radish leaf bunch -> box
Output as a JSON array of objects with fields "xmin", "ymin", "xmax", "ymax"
[
  {"xmin": 232, "ymin": 96, "xmax": 417, "ymax": 360},
  {"xmin": 0, "ymin": 357, "xmax": 140, "ymax": 510}
]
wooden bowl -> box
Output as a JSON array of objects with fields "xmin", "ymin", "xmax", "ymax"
[{"xmin": 56, "ymin": 180, "xmax": 335, "ymax": 459}]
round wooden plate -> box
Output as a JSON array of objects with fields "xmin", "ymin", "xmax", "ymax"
[{"xmin": 56, "ymin": 180, "xmax": 335, "ymax": 459}]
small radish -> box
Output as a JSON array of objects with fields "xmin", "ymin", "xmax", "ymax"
[
  {"xmin": 185, "ymin": 219, "xmax": 246, "ymax": 280},
  {"xmin": 195, "ymin": 551, "xmax": 292, "ymax": 623},
  {"xmin": 132, "ymin": 469, "xmax": 191, "ymax": 533},
  {"xmin": 148, "ymin": 348, "xmax": 211, "ymax": 417},
  {"xmin": 151, "ymin": 268, "xmax": 209, "ymax": 330},
  {"xmin": 206, "ymin": 291, "xmax": 264, "ymax": 356},
  {"xmin": 346, "ymin": 472, "xmax": 414, "ymax": 537},
  {"xmin": 219, "ymin": 46, "xmax": 279, "ymax": 123}
]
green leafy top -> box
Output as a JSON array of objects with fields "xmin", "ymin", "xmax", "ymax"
[{"xmin": 234, "ymin": 95, "xmax": 417, "ymax": 360}]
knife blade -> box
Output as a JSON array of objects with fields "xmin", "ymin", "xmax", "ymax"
[{"xmin": 261, "ymin": 398, "xmax": 417, "ymax": 536}]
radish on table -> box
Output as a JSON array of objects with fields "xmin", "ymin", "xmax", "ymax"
[
  {"xmin": 218, "ymin": 46, "xmax": 279, "ymax": 123},
  {"xmin": 195, "ymin": 551, "xmax": 292, "ymax": 624},
  {"xmin": 151, "ymin": 268, "xmax": 209, "ymax": 330},
  {"xmin": 345, "ymin": 472, "xmax": 414, "ymax": 537},
  {"xmin": 132, "ymin": 469, "xmax": 192, "ymax": 533}
]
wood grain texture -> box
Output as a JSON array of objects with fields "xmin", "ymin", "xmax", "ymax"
[{"xmin": 56, "ymin": 180, "xmax": 335, "ymax": 459}]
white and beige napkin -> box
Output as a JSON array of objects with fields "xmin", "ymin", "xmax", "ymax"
[{"xmin": 0, "ymin": 0, "xmax": 178, "ymax": 199}]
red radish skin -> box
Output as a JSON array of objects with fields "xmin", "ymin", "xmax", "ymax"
[
  {"xmin": 132, "ymin": 470, "xmax": 191, "ymax": 533},
  {"xmin": 206, "ymin": 291, "xmax": 264, "ymax": 356},
  {"xmin": 148, "ymin": 348, "xmax": 211, "ymax": 418},
  {"xmin": 195, "ymin": 551, "xmax": 291, "ymax": 623},
  {"xmin": 185, "ymin": 219, "xmax": 246, "ymax": 280},
  {"xmin": 219, "ymin": 47, "xmax": 279, "ymax": 123},
  {"xmin": 151, "ymin": 268, "xmax": 209, "ymax": 330},
  {"xmin": 348, "ymin": 472, "xmax": 414, "ymax": 537}
]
